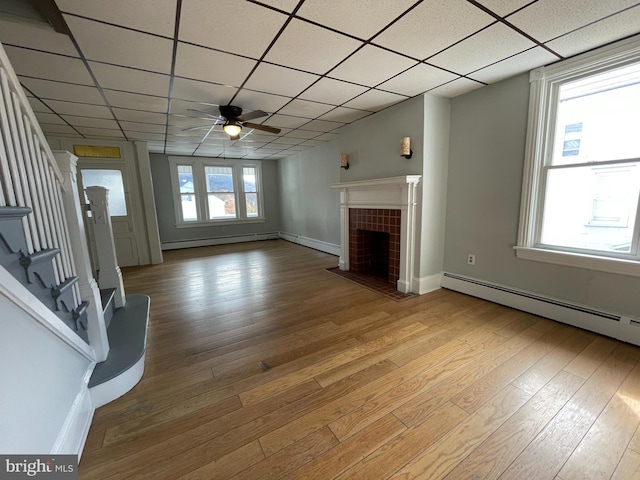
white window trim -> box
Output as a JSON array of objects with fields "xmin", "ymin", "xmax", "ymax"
[
  {"xmin": 168, "ymin": 156, "xmax": 265, "ymax": 227},
  {"xmin": 516, "ymin": 35, "xmax": 640, "ymax": 278}
]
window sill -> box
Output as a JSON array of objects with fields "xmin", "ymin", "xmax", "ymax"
[
  {"xmin": 176, "ymin": 218, "xmax": 266, "ymax": 228},
  {"xmin": 515, "ymin": 246, "xmax": 640, "ymax": 278}
]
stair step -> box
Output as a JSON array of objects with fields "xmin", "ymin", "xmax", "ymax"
[
  {"xmin": 72, "ymin": 301, "xmax": 89, "ymax": 331},
  {"xmin": 19, "ymin": 248, "xmax": 60, "ymax": 287},
  {"xmin": 100, "ymin": 288, "xmax": 117, "ymax": 329},
  {"xmin": 0, "ymin": 206, "xmax": 31, "ymax": 254},
  {"xmin": 52, "ymin": 276, "xmax": 79, "ymax": 312},
  {"xmin": 89, "ymin": 294, "xmax": 150, "ymax": 389}
]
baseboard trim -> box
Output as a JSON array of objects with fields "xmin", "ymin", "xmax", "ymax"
[
  {"xmin": 90, "ymin": 352, "xmax": 145, "ymax": 409},
  {"xmin": 414, "ymin": 273, "xmax": 442, "ymax": 295},
  {"xmin": 441, "ymin": 272, "xmax": 640, "ymax": 346},
  {"xmin": 278, "ymin": 232, "xmax": 340, "ymax": 256},
  {"xmin": 51, "ymin": 365, "xmax": 95, "ymax": 459},
  {"xmin": 161, "ymin": 232, "xmax": 279, "ymax": 250}
]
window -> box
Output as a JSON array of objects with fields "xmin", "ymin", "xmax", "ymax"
[
  {"xmin": 517, "ymin": 37, "xmax": 640, "ymax": 277},
  {"xmin": 169, "ymin": 157, "xmax": 264, "ymax": 226}
]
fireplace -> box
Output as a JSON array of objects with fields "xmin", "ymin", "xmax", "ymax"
[{"xmin": 331, "ymin": 176, "xmax": 421, "ymax": 293}]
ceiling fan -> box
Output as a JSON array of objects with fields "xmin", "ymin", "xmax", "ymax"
[{"xmin": 186, "ymin": 105, "xmax": 281, "ymax": 140}]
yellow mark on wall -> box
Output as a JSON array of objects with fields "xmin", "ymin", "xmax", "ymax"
[{"xmin": 73, "ymin": 145, "xmax": 122, "ymax": 158}]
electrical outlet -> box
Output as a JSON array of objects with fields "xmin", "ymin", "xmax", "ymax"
[{"xmin": 467, "ymin": 254, "xmax": 476, "ymax": 265}]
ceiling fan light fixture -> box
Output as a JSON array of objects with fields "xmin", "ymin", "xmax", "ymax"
[{"xmin": 223, "ymin": 120, "xmax": 242, "ymax": 136}]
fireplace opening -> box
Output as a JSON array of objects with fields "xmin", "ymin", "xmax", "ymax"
[{"xmin": 355, "ymin": 230, "xmax": 390, "ymax": 279}]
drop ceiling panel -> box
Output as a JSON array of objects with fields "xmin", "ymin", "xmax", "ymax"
[
  {"xmin": 56, "ymin": 0, "xmax": 177, "ymax": 37},
  {"xmin": 26, "ymin": 96, "xmax": 51, "ymax": 113},
  {"xmin": 125, "ymin": 132, "xmax": 166, "ymax": 141},
  {"xmin": 39, "ymin": 124, "xmax": 80, "ymax": 135},
  {"xmin": 329, "ymin": 45, "xmax": 417, "ymax": 87},
  {"xmin": 35, "ymin": 112, "xmax": 66, "ymax": 125},
  {"xmin": 428, "ymin": 78, "xmax": 484, "ymax": 98},
  {"xmin": 171, "ymin": 77, "xmax": 237, "ymax": 104},
  {"xmin": 4, "ymin": 46, "xmax": 94, "ymax": 85},
  {"xmin": 179, "ymin": 0, "xmax": 287, "ymax": 58},
  {"xmin": 262, "ymin": 114, "xmax": 310, "ymax": 129},
  {"xmin": 297, "ymin": 0, "xmax": 418, "ymax": 40},
  {"xmin": 475, "ymin": 0, "xmax": 534, "ymax": 16},
  {"xmin": 43, "ymin": 100, "xmax": 113, "ymax": 118},
  {"xmin": 264, "ymin": 19, "xmax": 362, "ymax": 74},
  {"xmin": 62, "ymin": 115, "xmax": 121, "ymax": 129},
  {"xmin": 0, "ymin": 19, "xmax": 78, "ymax": 56},
  {"xmin": 89, "ymin": 62, "xmax": 171, "ymax": 97},
  {"xmin": 283, "ymin": 129, "xmax": 322, "ymax": 139},
  {"xmin": 298, "ymin": 78, "xmax": 369, "ymax": 106},
  {"xmin": 20, "ymin": 78, "xmax": 104, "ymax": 104},
  {"xmin": 231, "ymin": 90, "xmax": 292, "ymax": 114},
  {"xmin": 373, "ymin": 0, "xmax": 495, "ymax": 60},
  {"xmin": 545, "ymin": 6, "xmax": 640, "ymax": 57},
  {"xmin": 508, "ymin": 0, "xmax": 640, "ymax": 43},
  {"xmin": 469, "ymin": 47, "xmax": 558, "ymax": 84},
  {"xmin": 111, "ymin": 108, "xmax": 167, "ymax": 124},
  {"xmin": 318, "ymin": 107, "xmax": 371, "ymax": 123},
  {"xmin": 119, "ymin": 121, "xmax": 167, "ymax": 133},
  {"xmin": 342, "ymin": 89, "xmax": 407, "ymax": 111},
  {"xmin": 377, "ymin": 64, "xmax": 458, "ymax": 97},
  {"xmin": 174, "ymin": 42, "xmax": 257, "ymax": 86},
  {"xmin": 76, "ymin": 127, "xmax": 124, "ymax": 138},
  {"xmin": 243, "ymin": 63, "xmax": 320, "ymax": 97},
  {"xmin": 277, "ymin": 99, "xmax": 335, "ymax": 118},
  {"xmin": 103, "ymin": 91, "xmax": 169, "ymax": 113},
  {"xmin": 302, "ymin": 119, "xmax": 345, "ymax": 132},
  {"xmin": 64, "ymin": 15, "xmax": 174, "ymax": 74}
]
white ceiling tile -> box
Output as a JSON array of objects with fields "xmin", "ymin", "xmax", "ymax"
[
  {"xmin": 112, "ymin": 108, "xmax": 167, "ymax": 124},
  {"xmin": 26, "ymin": 96, "xmax": 50, "ymax": 113},
  {"xmin": 35, "ymin": 112, "xmax": 66, "ymax": 125},
  {"xmin": 469, "ymin": 47, "xmax": 558, "ymax": 84},
  {"xmin": 62, "ymin": 115, "xmax": 121, "ymax": 129},
  {"xmin": 244, "ymin": 63, "xmax": 320, "ymax": 97},
  {"xmin": 76, "ymin": 127, "xmax": 124, "ymax": 138},
  {"xmin": 329, "ymin": 45, "xmax": 417, "ymax": 87},
  {"xmin": 299, "ymin": 78, "xmax": 369, "ymax": 105},
  {"xmin": 125, "ymin": 132, "xmax": 166, "ymax": 141},
  {"xmin": 180, "ymin": 0, "xmax": 287, "ymax": 58},
  {"xmin": 43, "ymin": 100, "xmax": 113, "ymax": 118},
  {"xmin": 4, "ymin": 46, "xmax": 94, "ymax": 85},
  {"xmin": 297, "ymin": 0, "xmax": 417, "ymax": 40},
  {"xmin": 545, "ymin": 7, "xmax": 640, "ymax": 58},
  {"xmin": 277, "ymin": 99, "xmax": 335, "ymax": 118},
  {"xmin": 262, "ymin": 114, "xmax": 310, "ymax": 129},
  {"xmin": 428, "ymin": 78, "xmax": 484, "ymax": 98},
  {"xmin": 377, "ymin": 63, "xmax": 458, "ymax": 96},
  {"xmin": 64, "ymin": 15, "xmax": 174, "ymax": 73},
  {"xmin": 429, "ymin": 23, "xmax": 537, "ymax": 75},
  {"xmin": 300, "ymin": 139, "xmax": 324, "ymax": 147},
  {"xmin": 89, "ymin": 62, "xmax": 170, "ymax": 97},
  {"xmin": 174, "ymin": 42, "xmax": 256, "ymax": 87},
  {"xmin": 318, "ymin": 107, "xmax": 371, "ymax": 123},
  {"xmin": 0, "ymin": 19, "xmax": 78, "ymax": 56},
  {"xmin": 170, "ymin": 99, "xmax": 219, "ymax": 119},
  {"xmin": 302, "ymin": 119, "xmax": 344, "ymax": 132},
  {"xmin": 264, "ymin": 18, "xmax": 362, "ymax": 74},
  {"xmin": 103, "ymin": 90, "xmax": 168, "ymax": 113},
  {"xmin": 20, "ymin": 78, "xmax": 104, "ymax": 104},
  {"xmin": 168, "ymin": 114, "xmax": 214, "ymax": 129},
  {"xmin": 268, "ymin": 137, "xmax": 302, "ymax": 145},
  {"xmin": 56, "ymin": 0, "xmax": 177, "ymax": 37},
  {"xmin": 475, "ymin": 0, "xmax": 534, "ymax": 16},
  {"xmin": 232, "ymin": 89, "xmax": 292, "ymax": 114},
  {"xmin": 120, "ymin": 121, "xmax": 167, "ymax": 133},
  {"xmin": 284, "ymin": 130, "xmax": 321, "ymax": 139},
  {"xmin": 315, "ymin": 132, "xmax": 340, "ymax": 142},
  {"xmin": 342, "ymin": 89, "xmax": 407, "ymax": 111},
  {"xmin": 373, "ymin": 0, "xmax": 494, "ymax": 60},
  {"xmin": 171, "ymin": 77, "xmax": 237, "ymax": 104},
  {"xmin": 39, "ymin": 124, "xmax": 80, "ymax": 135},
  {"xmin": 508, "ymin": 0, "xmax": 640, "ymax": 43}
]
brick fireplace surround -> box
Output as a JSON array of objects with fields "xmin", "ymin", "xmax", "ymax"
[{"xmin": 331, "ymin": 176, "xmax": 422, "ymax": 294}]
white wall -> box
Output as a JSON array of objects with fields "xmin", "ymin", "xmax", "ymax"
[{"xmin": 0, "ymin": 293, "xmax": 93, "ymax": 453}]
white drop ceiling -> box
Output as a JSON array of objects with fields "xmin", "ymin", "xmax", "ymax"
[{"xmin": 1, "ymin": 0, "xmax": 639, "ymax": 159}]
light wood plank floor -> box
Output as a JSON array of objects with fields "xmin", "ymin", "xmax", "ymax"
[{"xmin": 80, "ymin": 240, "xmax": 640, "ymax": 479}]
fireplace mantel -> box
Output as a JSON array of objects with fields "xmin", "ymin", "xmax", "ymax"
[{"xmin": 331, "ymin": 176, "xmax": 421, "ymax": 293}]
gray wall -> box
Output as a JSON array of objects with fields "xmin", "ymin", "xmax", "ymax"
[
  {"xmin": 149, "ymin": 154, "xmax": 281, "ymax": 245},
  {"xmin": 444, "ymin": 73, "xmax": 640, "ymax": 318},
  {"xmin": 0, "ymin": 294, "xmax": 91, "ymax": 453}
]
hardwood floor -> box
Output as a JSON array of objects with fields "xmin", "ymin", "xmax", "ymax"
[{"xmin": 79, "ymin": 240, "xmax": 640, "ymax": 479}]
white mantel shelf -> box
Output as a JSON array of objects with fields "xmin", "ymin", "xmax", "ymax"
[{"xmin": 331, "ymin": 175, "xmax": 422, "ymax": 293}]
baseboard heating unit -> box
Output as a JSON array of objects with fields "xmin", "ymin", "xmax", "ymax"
[{"xmin": 441, "ymin": 272, "xmax": 640, "ymax": 346}]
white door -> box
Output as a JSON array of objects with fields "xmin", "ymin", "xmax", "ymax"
[{"xmin": 78, "ymin": 164, "xmax": 140, "ymax": 267}]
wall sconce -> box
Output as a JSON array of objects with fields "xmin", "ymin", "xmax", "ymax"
[
  {"xmin": 340, "ymin": 153, "xmax": 350, "ymax": 169},
  {"xmin": 401, "ymin": 137, "xmax": 413, "ymax": 159}
]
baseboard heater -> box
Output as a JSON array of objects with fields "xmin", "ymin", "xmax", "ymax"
[{"xmin": 441, "ymin": 272, "xmax": 640, "ymax": 346}]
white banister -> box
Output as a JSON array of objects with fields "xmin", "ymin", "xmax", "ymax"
[
  {"xmin": 55, "ymin": 151, "xmax": 110, "ymax": 361},
  {"xmin": 85, "ymin": 186, "xmax": 126, "ymax": 308}
]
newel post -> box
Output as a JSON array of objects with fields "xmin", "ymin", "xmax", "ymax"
[
  {"xmin": 85, "ymin": 186, "xmax": 126, "ymax": 308},
  {"xmin": 53, "ymin": 151, "xmax": 110, "ymax": 361}
]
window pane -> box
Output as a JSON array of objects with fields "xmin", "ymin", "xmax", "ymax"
[
  {"xmin": 178, "ymin": 165, "xmax": 194, "ymax": 194},
  {"xmin": 540, "ymin": 164, "xmax": 640, "ymax": 253},
  {"xmin": 181, "ymin": 194, "xmax": 197, "ymax": 221},
  {"xmin": 245, "ymin": 192, "xmax": 258, "ymax": 217},
  {"xmin": 81, "ymin": 169, "xmax": 127, "ymax": 216},
  {"xmin": 552, "ymin": 63, "xmax": 640, "ymax": 165},
  {"xmin": 208, "ymin": 193, "xmax": 236, "ymax": 219},
  {"xmin": 205, "ymin": 166, "xmax": 234, "ymax": 192},
  {"xmin": 243, "ymin": 167, "xmax": 257, "ymax": 192}
]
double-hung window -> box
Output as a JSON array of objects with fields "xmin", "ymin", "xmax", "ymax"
[
  {"xmin": 169, "ymin": 157, "xmax": 264, "ymax": 226},
  {"xmin": 516, "ymin": 37, "xmax": 640, "ymax": 277}
]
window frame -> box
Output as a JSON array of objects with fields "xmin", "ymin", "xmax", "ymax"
[
  {"xmin": 168, "ymin": 156, "xmax": 265, "ymax": 227},
  {"xmin": 516, "ymin": 36, "xmax": 640, "ymax": 278}
]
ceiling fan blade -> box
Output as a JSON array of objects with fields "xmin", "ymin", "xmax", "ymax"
[
  {"xmin": 186, "ymin": 108, "xmax": 223, "ymax": 120},
  {"xmin": 243, "ymin": 122, "xmax": 281, "ymax": 134},
  {"xmin": 237, "ymin": 110, "xmax": 268, "ymax": 122}
]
